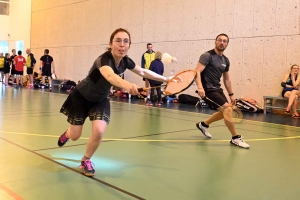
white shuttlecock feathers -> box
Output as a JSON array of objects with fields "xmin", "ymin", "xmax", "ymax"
[{"xmin": 162, "ymin": 53, "xmax": 177, "ymax": 64}]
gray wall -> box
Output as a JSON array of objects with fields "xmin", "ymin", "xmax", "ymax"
[{"xmin": 31, "ymin": 0, "xmax": 300, "ymax": 105}]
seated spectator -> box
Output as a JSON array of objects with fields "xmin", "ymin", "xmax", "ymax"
[{"xmin": 281, "ymin": 64, "xmax": 300, "ymax": 118}]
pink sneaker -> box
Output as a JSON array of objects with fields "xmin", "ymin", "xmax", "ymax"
[{"xmin": 80, "ymin": 159, "xmax": 95, "ymax": 176}]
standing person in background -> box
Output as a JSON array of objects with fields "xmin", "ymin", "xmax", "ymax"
[
  {"xmin": 148, "ymin": 51, "xmax": 164, "ymax": 106},
  {"xmin": 0, "ymin": 53, "xmax": 4, "ymax": 83},
  {"xmin": 13, "ymin": 50, "xmax": 26, "ymax": 88},
  {"xmin": 141, "ymin": 43, "xmax": 155, "ymax": 104},
  {"xmin": 10, "ymin": 49, "xmax": 17, "ymax": 86},
  {"xmin": 40, "ymin": 49, "xmax": 55, "ymax": 91},
  {"xmin": 26, "ymin": 48, "xmax": 36, "ymax": 88},
  {"xmin": 4, "ymin": 53, "xmax": 11, "ymax": 87}
]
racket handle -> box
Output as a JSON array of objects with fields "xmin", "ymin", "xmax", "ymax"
[
  {"xmin": 138, "ymin": 88, "xmax": 144, "ymax": 92},
  {"xmin": 195, "ymin": 90, "xmax": 206, "ymax": 99}
]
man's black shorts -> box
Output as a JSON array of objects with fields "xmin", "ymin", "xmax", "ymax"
[{"xmin": 204, "ymin": 88, "xmax": 228, "ymax": 109}]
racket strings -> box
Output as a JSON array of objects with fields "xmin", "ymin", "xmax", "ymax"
[
  {"xmin": 223, "ymin": 106, "xmax": 243, "ymax": 123},
  {"xmin": 164, "ymin": 70, "xmax": 196, "ymax": 95}
]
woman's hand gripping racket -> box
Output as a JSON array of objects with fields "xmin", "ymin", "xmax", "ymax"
[
  {"xmin": 195, "ymin": 90, "xmax": 243, "ymax": 123},
  {"xmin": 138, "ymin": 70, "xmax": 197, "ymax": 95}
]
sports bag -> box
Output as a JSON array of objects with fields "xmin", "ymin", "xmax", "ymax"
[
  {"xmin": 236, "ymin": 97, "xmax": 263, "ymax": 112},
  {"xmin": 178, "ymin": 94, "xmax": 208, "ymax": 107}
]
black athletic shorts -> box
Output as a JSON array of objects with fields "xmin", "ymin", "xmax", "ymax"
[
  {"xmin": 11, "ymin": 66, "xmax": 16, "ymax": 75},
  {"xmin": 42, "ymin": 66, "xmax": 52, "ymax": 77},
  {"xmin": 4, "ymin": 67, "xmax": 10, "ymax": 74},
  {"xmin": 15, "ymin": 70, "xmax": 24, "ymax": 75},
  {"xmin": 27, "ymin": 68, "xmax": 33, "ymax": 75},
  {"xmin": 204, "ymin": 88, "xmax": 228, "ymax": 109}
]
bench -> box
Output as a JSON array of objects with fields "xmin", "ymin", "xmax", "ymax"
[
  {"xmin": 263, "ymin": 95, "xmax": 300, "ymax": 114},
  {"xmin": 52, "ymin": 79, "xmax": 64, "ymax": 87}
]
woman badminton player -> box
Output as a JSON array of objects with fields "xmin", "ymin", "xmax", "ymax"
[
  {"xmin": 195, "ymin": 33, "xmax": 250, "ymax": 149},
  {"xmin": 57, "ymin": 28, "xmax": 176, "ymax": 176}
]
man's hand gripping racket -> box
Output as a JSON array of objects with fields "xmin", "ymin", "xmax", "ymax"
[
  {"xmin": 138, "ymin": 70, "xmax": 197, "ymax": 96},
  {"xmin": 195, "ymin": 90, "xmax": 243, "ymax": 123}
]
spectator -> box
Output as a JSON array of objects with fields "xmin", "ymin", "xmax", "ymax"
[
  {"xmin": 0, "ymin": 52, "xmax": 4, "ymax": 82},
  {"xmin": 4, "ymin": 53, "xmax": 11, "ymax": 87},
  {"xmin": 40, "ymin": 49, "xmax": 55, "ymax": 91},
  {"xmin": 281, "ymin": 64, "xmax": 300, "ymax": 118},
  {"xmin": 148, "ymin": 51, "xmax": 164, "ymax": 106},
  {"xmin": 141, "ymin": 43, "xmax": 155, "ymax": 104},
  {"xmin": 13, "ymin": 50, "xmax": 26, "ymax": 88},
  {"xmin": 26, "ymin": 48, "xmax": 36, "ymax": 88},
  {"xmin": 10, "ymin": 49, "xmax": 17, "ymax": 86}
]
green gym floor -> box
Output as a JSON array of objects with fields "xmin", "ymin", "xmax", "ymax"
[{"xmin": 0, "ymin": 86, "xmax": 300, "ymax": 200}]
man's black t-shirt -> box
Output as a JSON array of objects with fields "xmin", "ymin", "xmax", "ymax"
[{"xmin": 40, "ymin": 55, "xmax": 53, "ymax": 68}]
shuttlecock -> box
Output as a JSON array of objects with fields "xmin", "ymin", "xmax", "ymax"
[{"xmin": 162, "ymin": 53, "xmax": 177, "ymax": 64}]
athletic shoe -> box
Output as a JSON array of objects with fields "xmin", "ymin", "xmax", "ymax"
[
  {"xmin": 196, "ymin": 122, "xmax": 212, "ymax": 138},
  {"xmin": 80, "ymin": 159, "xmax": 95, "ymax": 176},
  {"xmin": 156, "ymin": 101, "xmax": 161, "ymax": 106},
  {"xmin": 230, "ymin": 136, "xmax": 250, "ymax": 149},
  {"xmin": 57, "ymin": 131, "xmax": 69, "ymax": 147},
  {"xmin": 146, "ymin": 99, "xmax": 153, "ymax": 106}
]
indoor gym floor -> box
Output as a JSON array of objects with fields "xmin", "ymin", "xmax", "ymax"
[{"xmin": 0, "ymin": 86, "xmax": 299, "ymax": 200}]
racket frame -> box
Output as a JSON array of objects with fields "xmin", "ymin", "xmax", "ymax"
[
  {"xmin": 138, "ymin": 70, "xmax": 197, "ymax": 96},
  {"xmin": 195, "ymin": 90, "xmax": 243, "ymax": 123}
]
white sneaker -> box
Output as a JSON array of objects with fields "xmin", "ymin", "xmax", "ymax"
[
  {"xmin": 196, "ymin": 122, "xmax": 212, "ymax": 138},
  {"xmin": 230, "ymin": 136, "xmax": 250, "ymax": 149}
]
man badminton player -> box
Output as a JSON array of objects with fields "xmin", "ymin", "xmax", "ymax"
[
  {"xmin": 57, "ymin": 28, "xmax": 176, "ymax": 176},
  {"xmin": 195, "ymin": 33, "xmax": 250, "ymax": 149}
]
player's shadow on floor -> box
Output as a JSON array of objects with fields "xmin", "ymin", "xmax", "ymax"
[{"xmin": 36, "ymin": 153, "xmax": 81, "ymax": 173}]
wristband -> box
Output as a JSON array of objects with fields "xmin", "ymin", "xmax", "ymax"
[{"xmin": 228, "ymin": 93, "xmax": 234, "ymax": 96}]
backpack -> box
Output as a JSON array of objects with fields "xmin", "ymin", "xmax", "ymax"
[
  {"xmin": 59, "ymin": 80, "xmax": 77, "ymax": 91},
  {"xmin": 236, "ymin": 97, "xmax": 263, "ymax": 113},
  {"xmin": 178, "ymin": 94, "xmax": 208, "ymax": 107}
]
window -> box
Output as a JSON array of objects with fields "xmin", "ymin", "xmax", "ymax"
[
  {"xmin": 16, "ymin": 41, "xmax": 24, "ymax": 53},
  {"xmin": 0, "ymin": 41, "xmax": 9, "ymax": 54},
  {"xmin": 0, "ymin": 1, "xmax": 9, "ymax": 15}
]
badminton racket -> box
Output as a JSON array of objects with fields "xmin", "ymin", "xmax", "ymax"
[
  {"xmin": 138, "ymin": 70, "xmax": 197, "ymax": 95},
  {"xmin": 195, "ymin": 90, "xmax": 243, "ymax": 123}
]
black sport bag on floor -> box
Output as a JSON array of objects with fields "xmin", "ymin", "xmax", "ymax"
[{"xmin": 236, "ymin": 97, "xmax": 263, "ymax": 113}]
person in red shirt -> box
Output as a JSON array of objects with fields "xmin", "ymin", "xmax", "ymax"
[{"xmin": 13, "ymin": 50, "xmax": 26, "ymax": 88}]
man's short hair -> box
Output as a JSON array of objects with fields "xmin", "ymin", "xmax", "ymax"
[
  {"xmin": 215, "ymin": 33, "xmax": 229, "ymax": 43},
  {"xmin": 147, "ymin": 43, "xmax": 152, "ymax": 47},
  {"xmin": 45, "ymin": 49, "xmax": 49, "ymax": 54},
  {"xmin": 18, "ymin": 50, "xmax": 22, "ymax": 55}
]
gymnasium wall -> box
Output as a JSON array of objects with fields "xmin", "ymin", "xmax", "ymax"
[
  {"xmin": 31, "ymin": 0, "xmax": 300, "ymax": 105},
  {"xmin": 0, "ymin": 0, "xmax": 31, "ymax": 51}
]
